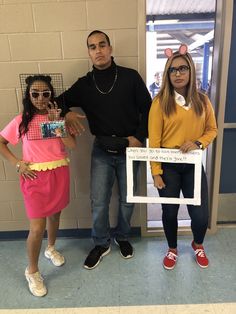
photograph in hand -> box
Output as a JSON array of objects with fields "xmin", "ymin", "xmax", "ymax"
[{"xmin": 40, "ymin": 120, "xmax": 67, "ymax": 139}]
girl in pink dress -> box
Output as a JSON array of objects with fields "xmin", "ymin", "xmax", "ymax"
[{"xmin": 0, "ymin": 75, "xmax": 76, "ymax": 297}]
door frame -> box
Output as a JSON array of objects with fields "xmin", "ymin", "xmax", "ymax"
[{"xmin": 138, "ymin": 0, "xmax": 234, "ymax": 236}]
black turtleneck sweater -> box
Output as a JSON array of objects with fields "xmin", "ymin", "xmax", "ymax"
[{"xmin": 58, "ymin": 59, "xmax": 152, "ymax": 142}]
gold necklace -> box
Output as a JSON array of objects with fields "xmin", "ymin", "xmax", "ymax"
[{"xmin": 92, "ymin": 67, "xmax": 118, "ymax": 95}]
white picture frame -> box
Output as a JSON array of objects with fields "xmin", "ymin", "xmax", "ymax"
[{"xmin": 126, "ymin": 147, "xmax": 202, "ymax": 205}]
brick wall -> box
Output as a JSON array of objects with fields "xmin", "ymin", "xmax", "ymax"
[{"xmin": 0, "ymin": 0, "xmax": 146, "ymax": 232}]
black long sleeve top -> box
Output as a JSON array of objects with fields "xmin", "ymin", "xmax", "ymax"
[{"xmin": 58, "ymin": 59, "xmax": 152, "ymax": 142}]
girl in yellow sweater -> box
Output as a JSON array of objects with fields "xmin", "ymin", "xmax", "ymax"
[{"xmin": 148, "ymin": 45, "xmax": 217, "ymax": 270}]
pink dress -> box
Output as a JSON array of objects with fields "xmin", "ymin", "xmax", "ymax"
[{"xmin": 0, "ymin": 114, "xmax": 70, "ymax": 219}]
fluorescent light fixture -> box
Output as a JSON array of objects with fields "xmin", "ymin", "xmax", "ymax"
[{"xmin": 155, "ymin": 19, "xmax": 179, "ymax": 24}]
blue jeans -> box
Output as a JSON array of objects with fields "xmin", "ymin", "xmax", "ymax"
[
  {"xmin": 158, "ymin": 163, "xmax": 209, "ymax": 248},
  {"xmin": 90, "ymin": 140, "xmax": 139, "ymax": 247}
]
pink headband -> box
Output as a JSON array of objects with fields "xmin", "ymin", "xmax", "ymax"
[{"xmin": 164, "ymin": 44, "xmax": 188, "ymax": 58}]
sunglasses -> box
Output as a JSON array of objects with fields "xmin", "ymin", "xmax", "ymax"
[
  {"xmin": 169, "ymin": 65, "xmax": 189, "ymax": 75},
  {"xmin": 30, "ymin": 91, "xmax": 51, "ymax": 99}
]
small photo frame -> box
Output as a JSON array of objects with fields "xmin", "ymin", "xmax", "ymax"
[{"xmin": 40, "ymin": 120, "xmax": 67, "ymax": 139}]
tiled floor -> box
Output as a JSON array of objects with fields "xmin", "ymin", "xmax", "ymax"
[{"xmin": 0, "ymin": 228, "xmax": 235, "ymax": 313}]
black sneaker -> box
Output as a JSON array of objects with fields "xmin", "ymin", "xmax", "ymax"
[
  {"xmin": 114, "ymin": 238, "xmax": 134, "ymax": 259},
  {"xmin": 84, "ymin": 245, "xmax": 111, "ymax": 270}
]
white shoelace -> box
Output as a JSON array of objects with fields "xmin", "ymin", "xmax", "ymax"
[
  {"xmin": 50, "ymin": 249, "xmax": 63, "ymax": 259},
  {"xmin": 28, "ymin": 272, "xmax": 44, "ymax": 287},
  {"xmin": 194, "ymin": 248, "xmax": 206, "ymax": 257},
  {"xmin": 166, "ymin": 251, "xmax": 178, "ymax": 261}
]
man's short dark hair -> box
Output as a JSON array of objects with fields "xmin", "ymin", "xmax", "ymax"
[{"xmin": 87, "ymin": 30, "xmax": 111, "ymax": 47}]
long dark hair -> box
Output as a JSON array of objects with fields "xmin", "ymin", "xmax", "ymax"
[{"xmin": 19, "ymin": 75, "xmax": 54, "ymax": 137}]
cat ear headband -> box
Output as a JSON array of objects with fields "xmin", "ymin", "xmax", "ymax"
[{"xmin": 164, "ymin": 44, "xmax": 188, "ymax": 58}]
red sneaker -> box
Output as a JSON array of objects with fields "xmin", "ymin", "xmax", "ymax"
[
  {"xmin": 163, "ymin": 249, "xmax": 178, "ymax": 270},
  {"xmin": 191, "ymin": 241, "xmax": 209, "ymax": 268}
]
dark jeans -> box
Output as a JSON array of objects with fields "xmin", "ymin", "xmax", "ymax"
[
  {"xmin": 158, "ymin": 163, "xmax": 209, "ymax": 248},
  {"xmin": 90, "ymin": 140, "xmax": 139, "ymax": 247}
]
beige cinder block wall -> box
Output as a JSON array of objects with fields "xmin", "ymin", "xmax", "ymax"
[{"xmin": 0, "ymin": 0, "xmax": 147, "ymax": 232}]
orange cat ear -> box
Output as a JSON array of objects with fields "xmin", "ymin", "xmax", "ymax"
[
  {"xmin": 164, "ymin": 48, "xmax": 173, "ymax": 58},
  {"xmin": 179, "ymin": 44, "xmax": 188, "ymax": 55}
]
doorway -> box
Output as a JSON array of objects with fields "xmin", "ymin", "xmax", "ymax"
[{"xmin": 145, "ymin": 0, "xmax": 216, "ymax": 232}]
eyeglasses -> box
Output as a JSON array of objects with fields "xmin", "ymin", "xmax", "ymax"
[
  {"xmin": 168, "ymin": 65, "xmax": 189, "ymax": 75},
  {"xmin": 30, "ymin": 91, "xmax": 51, "ymax": 98}
]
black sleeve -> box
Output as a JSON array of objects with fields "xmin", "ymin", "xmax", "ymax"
[
  {"xmin": 56, "ymin": 79, "xmax": 82, "ymax": 117},
  {"xmin": 133, "ymin": 72, "xmax": 152, "ymax": 142}
]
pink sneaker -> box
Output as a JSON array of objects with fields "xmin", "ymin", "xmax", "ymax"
[
  {"xmin": 191, "ymin": 241, "xmax": 209, "ymax": 268},
  {"xmin": 163, "ymin": 249, "xmax": 178, "ymax": 270}
]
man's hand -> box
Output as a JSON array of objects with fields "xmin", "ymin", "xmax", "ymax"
[
  {"xmin": 179, "ymin": 141, "xmax": 199, "ymax": 153},
  {"xmin": 65, "ymin": 111, "xmax": 86, "ymax": 136},
  {"xmin": 127, "ymin": 136, "xmax": 142, "ymax": 147}
]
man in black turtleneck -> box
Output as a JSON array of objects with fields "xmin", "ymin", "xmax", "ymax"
[{"xmin": 59, "ymin": 30, "xmax": 151, "ymax": 270}]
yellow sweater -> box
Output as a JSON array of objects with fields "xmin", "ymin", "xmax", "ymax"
[{"xmin": 148, "ymin": 95, "xmax": 217, "ymax": 175}]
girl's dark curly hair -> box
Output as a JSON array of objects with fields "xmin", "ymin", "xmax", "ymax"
[{"xmin": 19, "ymin": 75, "xmax": 54, "ymax": 137}]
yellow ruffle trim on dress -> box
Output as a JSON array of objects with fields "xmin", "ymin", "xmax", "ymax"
[{"xmin": 28, "ymin": 158, "xmax": 70, "ymax": 171}]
